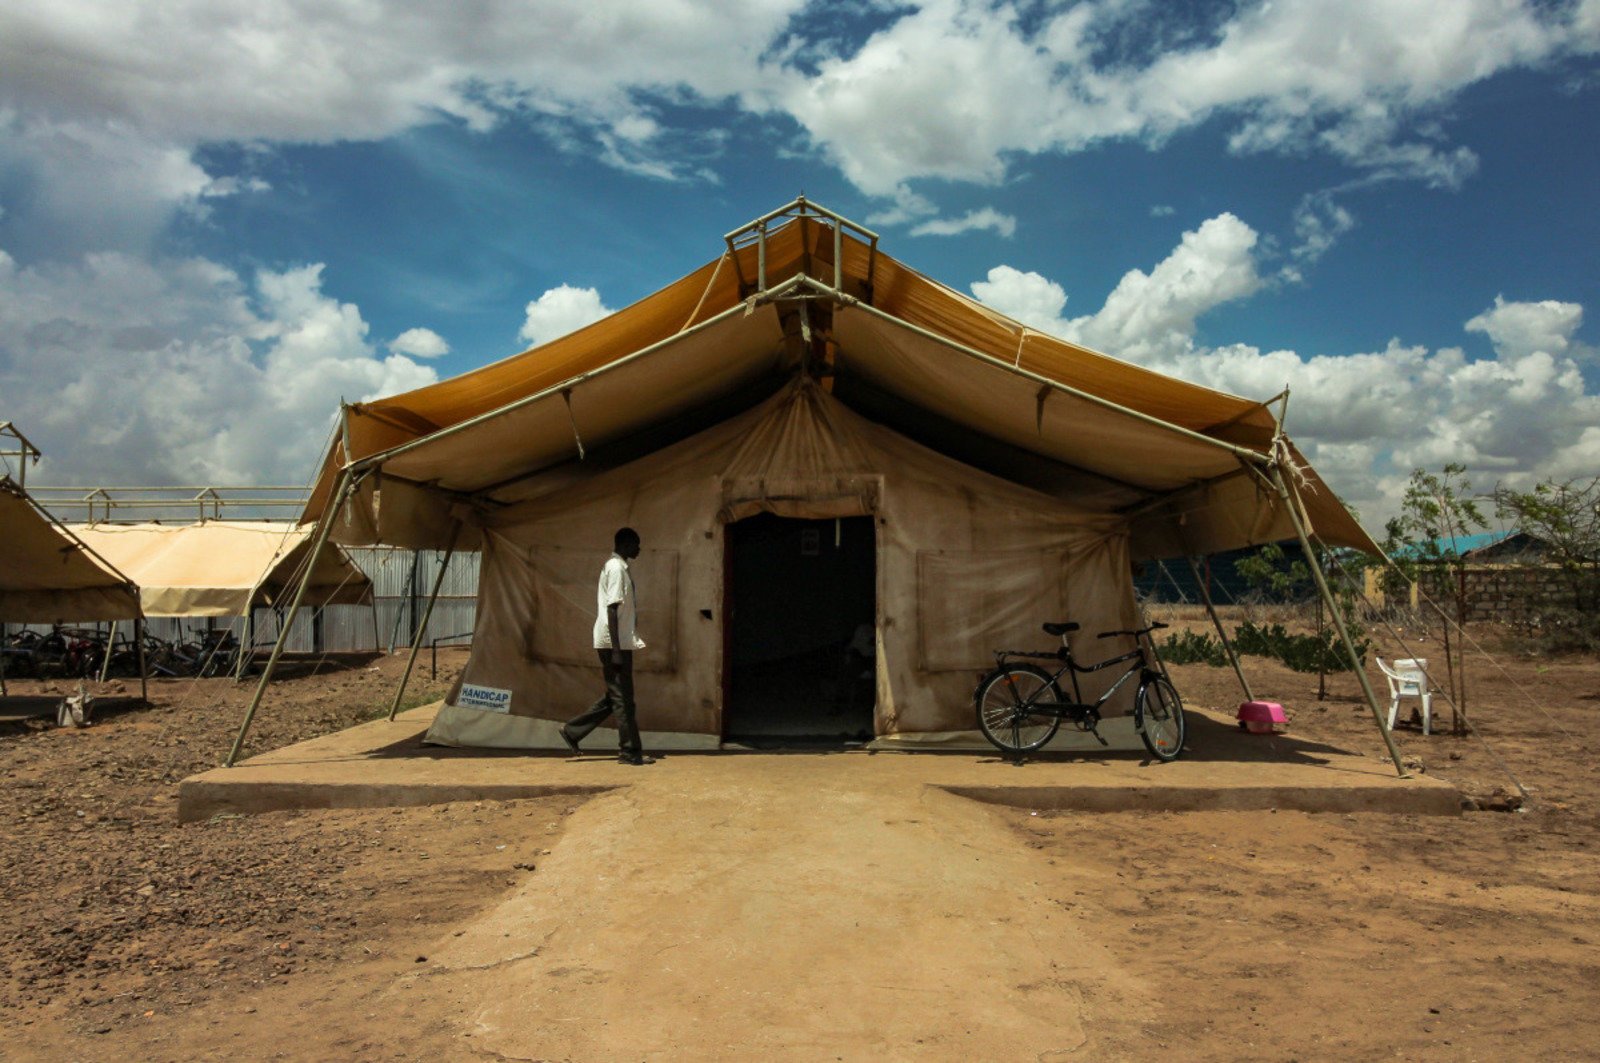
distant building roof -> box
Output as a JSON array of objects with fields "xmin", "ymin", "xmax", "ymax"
[{"xmin": 1393, "ymin": 528, "xmax": 1544, "ymax": 561}]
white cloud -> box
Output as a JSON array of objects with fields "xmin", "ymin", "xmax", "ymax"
[
  {"xmin": 1, "ymin": 0, "xmax": 1594, "ymax": 246},
  {"xmin": 971, "ymin": 265, "xmax": 1071, "ymax": 330},
  {"xmin": 1285, "ymin": 194, "xmax": 1357, "ymax": 278},
  {"xmin": 389, "ymin": 327, "xmax": 451, "ymax": 359},
  {"xmin": 1150, "ymin": 205, "xmax": 1175, "ymax": 218},
  {"xmin": 1465, "ymin": 294, "xmax": 1587, "ymax": 360},
  {"xmin": 0, "ymin": 248, "xmax": 436, "ymax": 484},
  {"xmin": 518, "ymin": 285, "xmax": 614, "ymax": 347},
  {"xmin": 909, "ymin": 207, "xmax": 1017, "ymax": 238},
  {"xmin": 775, "ymin": 0, "xmax": 1599, "ymax": 199},
  {"xmin": 971, "ymin": 220, "xmax": 1600, "ymax": 528}
]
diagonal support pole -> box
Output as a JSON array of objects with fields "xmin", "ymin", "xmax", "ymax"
[
  {"xmin": 227, "ymin": 469, "xmax": 355, "ymax": 767},
  {"xmin": 1184, "ymin": 554, "xmax": 1254, "ymax": 702},
  {"xmin": 388, "ymin": 523, "xmax": 461, "ymax": 721},
  {"xmin": 1271, "ymin": 465, "xmax": 1409, "ymax": 778}
]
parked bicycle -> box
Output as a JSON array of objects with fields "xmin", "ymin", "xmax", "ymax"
[{"xmin": 974, "ymin": 620, "xmax": 1186, "ymax": 761}]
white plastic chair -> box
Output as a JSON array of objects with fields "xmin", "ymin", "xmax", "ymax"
[{"xmin": 1376, "ymin": 657, "xmax": 1432, "ymax": 735}]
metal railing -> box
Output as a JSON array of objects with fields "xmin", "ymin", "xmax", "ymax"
[{"xmin": 27, "ymin": 485, "xmax": 309, "ymax": 523}]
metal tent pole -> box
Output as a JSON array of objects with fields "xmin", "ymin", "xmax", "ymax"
[
  {"xmin": 135, "ymin": 616, "xmax": 148, "ymax": 703},
  {"xmin": 98, "ymin": 621, "xmax": 117, "ymax": 683},
  {"xmin": 235, "ymin": 608, "xmax": 252, "ymax": 680},
  {"xmin": 387, "ymin": 525, "xmax": 461, "ymax": 721},
  {"xmin": 1271, "ymin": 466, "xmax": 1409, "ymax": 778},
  {"xmin": 1184, "ymin": 553, "xmax": 1254, "ymax": 702},
  {"xmin": 227, "ymin": 469, "xmax": 355, "ymax": 767}
]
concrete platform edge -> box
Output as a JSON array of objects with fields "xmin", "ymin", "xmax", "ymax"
[{"xmin": 936, "ymin": 781, "xmax": 1464, "ymax": 816}]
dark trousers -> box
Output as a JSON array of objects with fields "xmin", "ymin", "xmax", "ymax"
[{"xmin": 563, "ymin": 650, "xmax": 642, "ymax": 757}]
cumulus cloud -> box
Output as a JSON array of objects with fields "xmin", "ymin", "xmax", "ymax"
[
  {"xmin": 970, "ymin": 216, "xmax": 1600, "ymax": 527},
  {"xmin": 0, "ymin": 248, "xmax": 436, "ymax": 484},
  {"xmin": 388, "ymin": 327, "xmax": 451, "ymax": 359},
  {"xmin": 5, "ymin": 0, "xmax": 1591, "ymax": 246},
  {"xmin": 0, "ymin": 0, "xmax": 808, "ymax": 248},
  {"xmin": 976, "ymin": 213, "xmax": 1263, "ymax": 362},
  {"xmin": 909, "ymin": 207, "xmax": 1017, "ymax": 238},
  {"xmin": 776, "ymin": 0, "xmax": 1599, "ymax": 200},
  {"xmin": 1465, "ymin": 294, "xmax": 1587, "ymax": 360},
  {"xmin": 518, "ymin": 285, "xmax": 614, "ymax": 347}
]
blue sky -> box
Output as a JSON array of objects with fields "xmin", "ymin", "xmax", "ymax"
[{"xmin": 1, "ymin": 0, "xmax": 1597, "ymax": 529}]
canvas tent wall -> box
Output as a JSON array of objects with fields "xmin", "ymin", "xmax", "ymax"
[
  {"xmin": 0, "ymin": 476, "xmax": 141, "ymax": 622},
  {"xmin": 241, "ymin": 198, "xmax": 1388, "ymax": 759},
  {"xmin": 426, "ymin": 380, "xmax": 1142, "ymax": 749},
  {"xmin": 68, "ymin": 520, "xmax": 372, "ymax": 617}
]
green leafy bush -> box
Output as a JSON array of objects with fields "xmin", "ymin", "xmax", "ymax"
[
  {"xmin": 1160, "ymin": 629, "xmax": 1229, "ymax": 667},
  {"xmin": 1234, "ymin": 620, "xmax": 1368, "ymax": 674}
]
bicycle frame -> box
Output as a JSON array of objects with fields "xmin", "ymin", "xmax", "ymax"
[{"xmin": 994, "ymin": 640, "xmax": 1156, "ymax": 725}]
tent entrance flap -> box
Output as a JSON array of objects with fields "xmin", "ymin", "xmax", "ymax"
[{"xmin": 724, "ymin": 514, "xmax": 876, "ymax": 745}]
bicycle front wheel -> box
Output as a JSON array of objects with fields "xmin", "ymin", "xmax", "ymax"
[
  {"xmin": 1136, "ymin": 675, "xmax": 1186, "ymax": 762},
  {"xmin": 975, "ymin": 664, "xmax": 1062, "ymax": 754}
]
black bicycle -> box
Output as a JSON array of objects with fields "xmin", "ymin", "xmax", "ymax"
[{"xmin": 974, "ymin": 620, "xmax": 1186, "ymax": 761}]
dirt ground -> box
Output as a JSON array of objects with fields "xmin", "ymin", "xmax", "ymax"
[{"xmin": 2, "ymin": 626, "xmax": 1598, "ymax": 1061}]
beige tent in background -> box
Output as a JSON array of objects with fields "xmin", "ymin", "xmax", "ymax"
[
  {"xmin": 231, "ymin": 198, "xmax": 1401, "ymax": 771},
  {"xmin": 0, "ymin": 477, "xmax": 141, "ymax": 623},
  {"xmin": 68, "ymin": 520, "xmax": 372, "ymax": 618}
]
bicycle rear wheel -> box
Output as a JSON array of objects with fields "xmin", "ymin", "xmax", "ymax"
[
  {"xmin": 975, "ymin": 664, "xmax": 1062, "ymax": 754},
  {"xmin": 1136, "ymin": 675, "xmax": 1186, "ymax": 762}
]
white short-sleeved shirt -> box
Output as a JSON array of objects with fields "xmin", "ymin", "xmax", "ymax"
[{"xmin": 593, "ymin": 553, "xmax": 645, "ymax": 650}]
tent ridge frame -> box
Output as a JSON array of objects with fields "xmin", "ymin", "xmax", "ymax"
[{"xmin": 783, "ymin": 273, "xmax": 1275, "ymax": 469}]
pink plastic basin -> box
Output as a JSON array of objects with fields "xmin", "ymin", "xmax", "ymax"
[{"xmin": 1237, "ymin": 700, "xmax": 1287, "ymax": 734}]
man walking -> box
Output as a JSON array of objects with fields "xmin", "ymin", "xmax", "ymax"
[{"xmin": 560, "ymin": 527, "xmax": 653, "ymax": 765}]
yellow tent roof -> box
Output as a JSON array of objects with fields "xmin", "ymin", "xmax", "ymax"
[
  {"xmin": 305, "ymin": 200, "xmax": 1374, "ymax": 558},
  {"xmin": 0, "ymin": 477, "xmax": 141, "ymax": 622},
  {"xmin": 68, "ymin": 520, "xmax": 372, "ymax": 617}
]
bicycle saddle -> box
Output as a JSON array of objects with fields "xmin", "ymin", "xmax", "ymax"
[{"xmin": 1041, "ymin": 621, "xmax": 1079, "ymax": 636}]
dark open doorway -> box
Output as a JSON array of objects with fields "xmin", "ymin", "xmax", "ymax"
[{"xmin": 724, "ymin": 513, "xmax": 876, "ymax": 746}]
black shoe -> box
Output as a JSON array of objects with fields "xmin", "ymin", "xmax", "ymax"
[
  {"xmin": 618, "ymin": 754, "xmax": 655, "ymax": 766},
  {"xmin": 558, "ymin": 728, "xmax": 581, "ymax": 756}
]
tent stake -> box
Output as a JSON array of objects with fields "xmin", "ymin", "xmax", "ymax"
[
  {"xmin": 227, "ymin": 469, "xmax": 355, "ymax": 767},
  {"xmin": 1271, "ymin": 466, "xmax": 1409, "ymax": 778},
  {"xmin": 1185, "ymin": 553, "xmax": 1254, "ymax": 702},
  {"xmin": 388, "ymin": 524, "xmax": 460, "ymax": 721}
]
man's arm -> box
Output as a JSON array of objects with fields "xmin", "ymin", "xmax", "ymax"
[{"xmin": 608, "ymin": 602, "xmax": 622, "ymax": 664}]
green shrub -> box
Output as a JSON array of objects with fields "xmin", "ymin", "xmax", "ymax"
[
  {"xmin": 1160, "ymin": 629, "xmax": 1230, "ymax": 667},
  {"xmin": 1234, "ymin": 620, "xmax": 1368, "ymax": 674}
]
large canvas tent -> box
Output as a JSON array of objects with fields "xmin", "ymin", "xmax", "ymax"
[
  {"xmin": 234, "ymin": 198, "xmax": 1398, "ymax": 767},
  {"xmin": 67, "ymin": 520, "xmax": 372, "ymax": 618},
  {"xmin": 0, "ymin": 476, "xmax": 141, "ymax": 623}
]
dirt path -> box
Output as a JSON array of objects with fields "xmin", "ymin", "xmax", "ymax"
[
  {"xmin": 410, "ymin": 757, "xmax": 1146, "ymax": 1061},
  {"xmin": 6, "ymin": 632, "xmax": 1600, "ymax": 1060}
]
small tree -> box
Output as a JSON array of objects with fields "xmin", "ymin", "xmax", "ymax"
[
  {"xmin": 1494, "ymin": 475, "xmax": 1600, "ymax": 646},
  {"xmin": 1235, "ymin": 542, "xmax": 1311, "ymax": 603},
  {"xmin": 1236, "ymin": 540, "xmax": 1371, "ymax": 699},
  {"xmin": 1383, "ymin": 464, "xmax": 1487, "ymax": 733}
]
